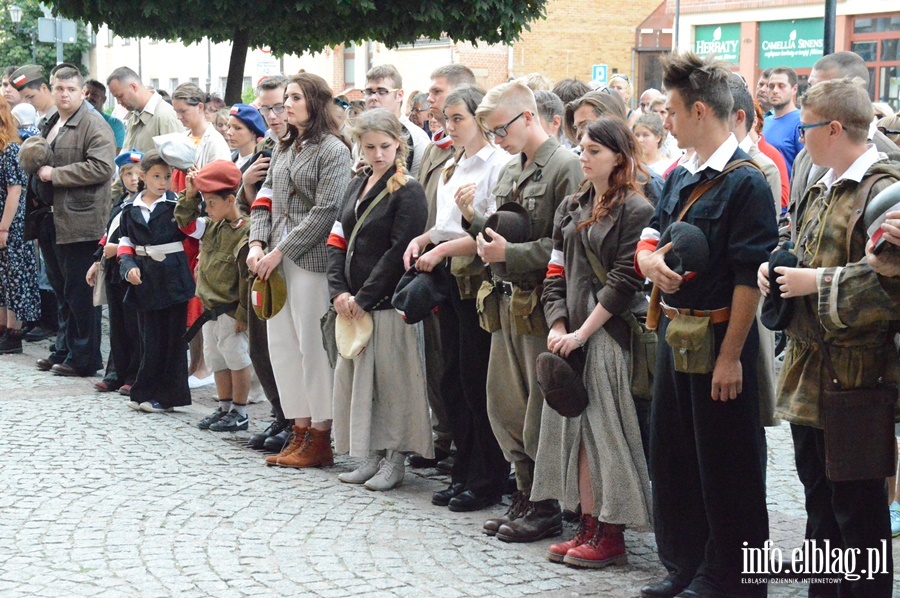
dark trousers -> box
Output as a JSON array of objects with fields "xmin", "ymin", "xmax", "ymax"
[
  {"xmin": 650, "ymin": 317, "xmax": 768, "ymax": 597},
  {"xmin": 791, "ymin": 424, "xmax": 893, "ymax": 597},
  {"xmin": 247, "ymin": 293, "xmax": 284, "ymax": 421},
  {"xmin": 132, "ymin": 303, "xmax": 191, "ymax": 408},
  {"xmin": 107, "ymin": 279, "xmax": 141, "ymax": 387},
  {"xmin": 439, "ymin": 281, "xmax": 508, "ymax": 497},
  {"xmin": 37, "ymin": 216, "xmax": 102, "ymax": 373}
]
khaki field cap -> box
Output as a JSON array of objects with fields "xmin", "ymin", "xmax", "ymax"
[
  {"xmin": 9, "ymin": 65, "xmax": 43, "ymax": 91},
  {"xmin": 335, "ymin": 312, "xmax": 374, "ymax": 359},
  {"xmin": 250, "ymin": 270, "xmax": 287, "ymax": 320},
  {"xmin": 18, "ymin": 136, "xmax": 53, "ymax": 175}
]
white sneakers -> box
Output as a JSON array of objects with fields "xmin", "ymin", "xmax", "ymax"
[
  {"xmin": 364, "ymin": 450, "xmax": 405, "ymax": 492},
  {"xmin": 188, "ymin": 374, "xmax": 215, "ymax": 389},
  {"xmin": 338, "ymin": 451, "xmax": 385, "ymax": 484}
]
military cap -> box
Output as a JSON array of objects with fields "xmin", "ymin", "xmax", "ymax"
[
  {"xmin": 536, "ymin": 350, "xmax": 588, "ymax": 418},
  {"xmin": 335, "ymin": 312, "xmax": 374, "ymax": 359},
  {"xmin": 194, "ymin": 160, "xmax": 242, "ymax": 196},
  {"xmin": 10, "ymin": 65, "xmax": 44, "ymax": 90},
  {"xmin": 392, "ymin": 265, "xmax": 452, "ymax": 324},
  {"xmin": 658, "ymin": 221, "xmax": 710, "ymax": 276},
  {"xmin": 251, "ymin": 270, "xmax": 287, "ymax": 320},
  {"xmin": 865, "ymin": 180, "xmax": 900, "ymax": 254}
]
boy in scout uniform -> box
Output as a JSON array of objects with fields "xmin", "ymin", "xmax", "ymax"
[
  {"xmin": 176, "ymin": 161, "xmax": 253, "ymax": 432},
  {"xmin": 467, "ymin": 81, "xmax": 582, "ymax": 540}
]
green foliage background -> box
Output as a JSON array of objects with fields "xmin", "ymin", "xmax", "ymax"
[{"xmin": 0, "ymin": 1, "xmax": 92, "ymax": 75}]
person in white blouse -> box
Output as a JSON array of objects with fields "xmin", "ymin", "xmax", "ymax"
[{"xmin": 403, "ymin": 85, "xmax": 513, "ymax": 510}]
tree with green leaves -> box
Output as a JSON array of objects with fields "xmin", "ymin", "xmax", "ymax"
[
  {"xmin": 1, "ymin": 0, "xmax": 91, "ymax": 80},
  {"xmin": 56, "ymin": 0, "xmax": 549, "ymax": 103}
]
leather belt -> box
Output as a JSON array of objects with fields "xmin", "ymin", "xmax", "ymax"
[
  {"xmin": 494, "ymin": 280, "xmax": 515, "ymax": 297},
  {"xmin": 660, "ymin": 300, "xmax": 731, "ymax": 324}
]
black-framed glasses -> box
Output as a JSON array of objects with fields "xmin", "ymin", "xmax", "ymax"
[
  {"xmin": 333, "ymin": 98, "xmax": 350, "ymax": 110},
  {"xmin": 878, "ymin": 126, "xmax": 900, "ymax": 136},
  {"xmin": 410, "ymin": 108, "xmax": 429, "ymax": 114},
  {"xmin": 489, "ymin": 112, "xmax": 525, "ymax": 138},
  {"xmin": 363, "ymin": 87, "xmax": 399, "ymax": 98},
  {"xmin": 797, "ymin": 121, "xmax": 831, "ymax": 139},
  {"xmin": 258, "ymin": 104, "xmax": 286, "ymax": 116}
]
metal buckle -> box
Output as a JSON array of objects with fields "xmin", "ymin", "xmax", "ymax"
[{"xmin": 495, "ymin": 280, "xmax": 515, "ymax": 296}]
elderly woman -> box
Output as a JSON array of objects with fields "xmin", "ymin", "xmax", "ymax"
[
  {"xmin": 248, "ymin": 73, "xmax": 352, "ymax": 469},
  {"xmin": 326, "ymin": 108, "xmax": 431, "ymax": 491},
  {"xmin": 0, "ymin": 99, "xmax": 40, "ymax": 354}
]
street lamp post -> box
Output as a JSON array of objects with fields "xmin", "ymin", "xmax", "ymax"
[{"xmin": 8, "ymin": 5, "xmax": 37, "ymax": 64}]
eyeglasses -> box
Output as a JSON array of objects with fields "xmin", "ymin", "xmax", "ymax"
[
  {"xmin": 797, "ymin": 121, "xmax": 832, "ymax": 139},
  {"xmin": 363, "ymin": 87, "xmax": 399, "ymax": 98},
  {"xmin": 488, "ymin": 112, "xmax": 525, "ymax": 138},
  {"xmin": 878, "ymin": 126, "xmax": 900, "ymax": 136},
  {"xmin": 333, "ymin": 98, "xmax": 350, "ymax": 110},
  {"xmin": 410, "ymin": 108, "xmax": 429, "ymax": 114},
  {"xmin": 258, "ymin": 104, "xmax": 286, "ymax": 116}
]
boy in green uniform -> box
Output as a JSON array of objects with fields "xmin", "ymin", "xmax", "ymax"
[
  {"xmin": 176, "ymin": 160, "xmax": 253, "ymax": 432},
  {"xmin": 466, "ymin": 81, "xmax": 582, "ymax": 540}
]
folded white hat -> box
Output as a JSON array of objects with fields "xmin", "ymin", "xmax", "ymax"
[
  {"xmin": 335, "ymin": 312, "xmax": 374, "ymax": 359},
  {"xmin": 153, "ymin": 132, "xmax": 196, "ymax": 170}
]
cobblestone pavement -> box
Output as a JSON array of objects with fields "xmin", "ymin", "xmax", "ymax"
[{"xmin": 0, "ymin": 339, "xmax": 897, "ymax": 597}]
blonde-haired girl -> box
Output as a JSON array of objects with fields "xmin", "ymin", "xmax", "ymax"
[{"xmin": 325, "ymin": 108, "xmax": 432, "ymax": 491}]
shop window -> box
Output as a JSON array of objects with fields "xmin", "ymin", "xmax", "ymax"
[
  {"xmin": 854, "ymin": 17, "xmax": 900, "ymax": 34},
  {"xmin": 851, "ymin": 41, "xmax": 878, "ymax": 63},
  {"xmin": 882, "ymin": 39, "xmax": 900, "ymax": 62}
]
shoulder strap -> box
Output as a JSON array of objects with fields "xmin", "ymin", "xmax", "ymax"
[
  {"xmin": 580, "ymin": 233, "xmax": 644, "ymax": 334},
  {"xmin": 676, "ymin": 158, "xmax": 760, "ymax": 222},
  {"xmin": 845, "ymin": 172, "xmax": 893, "ymax": 262},
  {"xmin": 346, "ymin": 187, "xmax": 390, "ymax": 255}
]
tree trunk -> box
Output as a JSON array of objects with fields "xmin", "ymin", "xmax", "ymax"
[{"xmin": 225, "ymin": 27, "xmax": 251, "ymax": 104}]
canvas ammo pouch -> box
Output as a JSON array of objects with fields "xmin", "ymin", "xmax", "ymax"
[
  {"xmin": 629, "ymin": 319, "xmax": 657, "ymax": 401},
  {"xmin": 664, "ymin": 313, "xmax": 715, "ymax": 374},
  {"xmin": 451, "ymin": 255, "xmax": 486, "ymax": 300},
  {"xmin": 509, "ymin": 284, "xmax": 549, "ymax": 337},
  {"xmin": 475, "ymin": 280, "xmax": 501, "ymax": 333}
]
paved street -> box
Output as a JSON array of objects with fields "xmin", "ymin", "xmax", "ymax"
[{"xmin": 0, "ymin": 338, "xmax": 896, "ymax": 597}]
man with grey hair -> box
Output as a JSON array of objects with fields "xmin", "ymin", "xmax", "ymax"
[
  {"xmin": 639, "ymin": 88, "xmax": 661, "ymax": 113},
  {"xmin": 363, "ymin": 64, "xmax": 429, "ymax": 178},
  {"xmin": 106, "ymin": 66, "xmax": 182, "ymax": 154},
  {"xmin": 534, "ymin": 90, "xmax": 564, "ymax": 141}
]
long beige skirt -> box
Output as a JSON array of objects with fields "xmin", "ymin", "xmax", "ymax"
[
  {"xmin": 531, "ymin": 326, "xmax": 652, "ymax": 530},
  {"xmin": 332, "ymin": 309, "xmax": 434, "ymax": 458}
]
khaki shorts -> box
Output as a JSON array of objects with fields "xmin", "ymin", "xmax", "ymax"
[{"xmin": 202, "ymin": 314, "xmax": 251, "ymax": 372}]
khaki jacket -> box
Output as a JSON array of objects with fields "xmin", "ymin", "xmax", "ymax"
[
  {"xmin": 418, "ymin": 142, "xmax": 454, "ymax": 231},
  {"xmin": 468, "ymin": 136, "xmax": 583, "ymax": 285},
  {"xmin": 122, "ymin": 92, "xmax": 183, "ymax": 153},
  {"xmin": 44, "ymin": 102, "xmax": 117, "ymax": 244}
]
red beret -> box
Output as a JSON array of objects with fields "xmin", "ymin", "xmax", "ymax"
[{"xmin": 193, "ymin": 160, "xmax": 243, "ymax": 195}]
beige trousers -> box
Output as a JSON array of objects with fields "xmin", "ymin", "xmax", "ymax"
[
  {"xmin": 486, "ymin": 294, "xmax": 546, "ymax": 492},
  {"xmin": 266, "ymin": 260, "xmax": 334, "ymax": 422}
]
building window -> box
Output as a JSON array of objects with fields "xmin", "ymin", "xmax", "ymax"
[
  {"xmin": 219, "ymin": 77, "xmax": 228, "ymax": 95},
  {"xmin": 106, "ymin": 30, "xmax": 114, "ymax": 47},
  {"xmin": 190, "ymin": 77, "xmax": 200, "ymax": 86},
  {"xmin": 169, "ymin": 78, "xmax": 179, "ymax": 93},
  {"xmin": 150, "ymin": 78, "xmax": 159, "ymax": 91},
  {"xmin": 397, "ymin": 36, "xmax": 452, "ymax": 49},
  {"xmin": 851, "ymin": 12, "xmax": 900, "ymax": 112}
]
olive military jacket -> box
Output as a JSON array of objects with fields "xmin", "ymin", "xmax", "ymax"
[{"xmin": 467, "ymin": 136, "xmax": 583, "ymax": 286}]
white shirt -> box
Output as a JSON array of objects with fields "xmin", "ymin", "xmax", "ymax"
[
  {"xmin": 431, "ymin": 145, "xmax": 510, "ymax": 244},
  {"xmin": 682, "ymin": 133, "xmax": 739, "ymax": 175},
  {"xmin": 140, "ymin": 91, "xmax": 164, "ymax": 117},
  {"xmin": 819, "ymin": 144, "xmax": 881, "ymax": 193},
  {"xmin": 131, "ymin": 192, "xmax": 170, "ymax": 223}
]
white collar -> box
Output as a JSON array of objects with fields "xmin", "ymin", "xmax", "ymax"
[
  {"xmin": 683, "ymin": 133, "xmax": 739, "ymax": 175},
  {"xmin": 133, "ymin": 192, "xmax": 169, "ymax": 211},
  {"xmin": 868, "ymin": 120, "xmax": 877, "ymax": 141},
  {"xmin": 140, "ymin": 92, "xmax": 162, "ymax": 116},
  {"xmin": 820, "ymin": 145, "xmax": 881, "ymax": 192},
  {"xmin": 737, "ymin": 135, "xmax": 753, "ymax": 153}
]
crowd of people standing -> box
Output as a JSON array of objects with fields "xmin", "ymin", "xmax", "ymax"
[{"xmin": 1, "ymin": 46, "xmax": 899, "ymax": 597}]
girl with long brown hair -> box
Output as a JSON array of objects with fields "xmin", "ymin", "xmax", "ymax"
[
  {"xmin": 532, "ymin": 116, "xmax": 653, "ymax": 568},
  {"xmin": 247, "ymin": 72, "xmax": 352, "ymax": 469},
  {"xmin": 0, "ymin": 99, "xmax": 40, "ymax": 354}
]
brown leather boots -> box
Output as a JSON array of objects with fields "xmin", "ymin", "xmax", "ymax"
[{"xmin": 264, "ymin": 425, "xmax": 334, "ymax": 468}]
